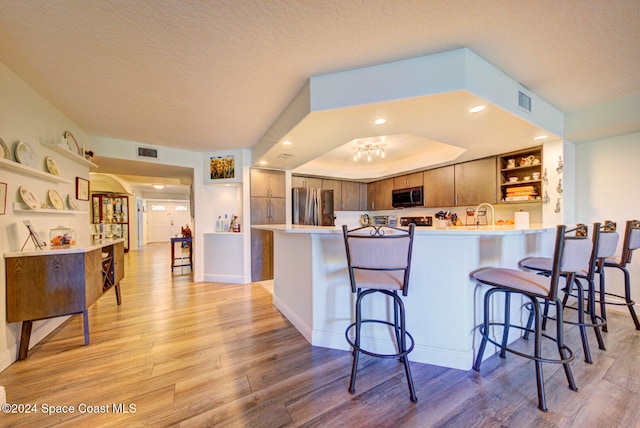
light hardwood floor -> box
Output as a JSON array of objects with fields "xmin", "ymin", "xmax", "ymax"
[{"xmin": 2, "ymin": 243, "xmax": 640, "ymax": 427}]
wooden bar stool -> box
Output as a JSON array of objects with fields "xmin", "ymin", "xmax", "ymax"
[
  {"xmin": 342, "ymin": 223, "xmax": 417, "ymax": 403},
  {"xmin": 471, "ymin": 224, "xmax": 592, "ymax": 411},
  {"xmin": 599, "ymin": 220, "xmax": 640, "ymax": 331}
]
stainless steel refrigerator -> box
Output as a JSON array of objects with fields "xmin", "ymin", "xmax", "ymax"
[{"xmin": 292, "ymin": 188, "xmax": 335, "ymax": 226}]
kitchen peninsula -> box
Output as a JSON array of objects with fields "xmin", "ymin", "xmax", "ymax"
[{"xmin": 253, "ymin": 224, "xmax": 554, "ymax": 370}]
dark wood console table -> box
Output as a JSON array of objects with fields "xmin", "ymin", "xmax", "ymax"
[{"xmin": 5, "ymin": 240, "xmax": 125, "ymax": 360}]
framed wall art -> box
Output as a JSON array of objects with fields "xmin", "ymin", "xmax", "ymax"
[
  {"xmin": 209, "ymin": 154, "xmax": 235, "ymax": 180},
  {"xmin": 76, "ymin": 177, "xmax": 90, "ymax": 201},
  {"xmin": 0, "ymin": 182, "xmax": 6, "ymax": 215}
]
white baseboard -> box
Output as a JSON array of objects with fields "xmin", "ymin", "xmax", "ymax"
[
  {"xmin": 0, "ymin": 317, "xmax": 69, "ymax": 373},
  {"xmin": 203, "ymin": 274, "xmax": 250, "ymax": 284},
  {"xmin": 272, "ymin": 295, "xmax": 313, "ymax": 344}
]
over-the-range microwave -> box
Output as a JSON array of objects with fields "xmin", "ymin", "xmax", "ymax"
[{"xmin": 392, "ymin": 186, "xmax": 424, "ymax": 208}]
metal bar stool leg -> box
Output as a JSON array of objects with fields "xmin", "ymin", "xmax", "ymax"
[
  {"xmin": 394, "ymin": 294, "xmax": 417, "ymax": 402},
  {"xmin": 348, "ymin": 290, "xmax": 364, "ymax": 394},
  {"xmin": 622, "ymin": 267, "xmax": 640, "ymax": 330},
  {"xmin": 473, "ymin": 288, "xmax": 494, "ymax": 371},
  {"xmin": 530, "ymin": 296, "xmax": 547, "ymax": 412},
  {"xmin": 500, "ymin": 292, "xmax": 511, "ymax": 358},
  {"xmin": 599, "ymin": 264, "xmax": 609, "ymax": 332},
  {"xmin": 573, "ymin": 278, "xmax": 592, "ymax": 363},
  {"xmin": 586, "ymin": 277, "xmax": 606, "ymax": 350},
  {"xmin": 555, "ymin": 296, "xmax": 578, "ymax": 393}
]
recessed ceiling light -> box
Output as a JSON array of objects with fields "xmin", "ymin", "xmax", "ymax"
[
  {"xmin": 469, "ymin": 105, "xmax": 485, "ymax": 113},
  {"xmin": 259, "ymin": 160, "xmax": 268, "ymax": 165},
  {"xmin": 374, "ymin": 118, "xmax": 386, "ymax": 125},
  {"xmin": 534, "ymin": 135, "xmax": 548, "ymax": 141},
  {"xmin": 152, "ymin": 184, "xmax": 165, "ymax": 189},
  {"xmin": 283, "ymin": 140, "xmax": 292, "ymax": 145}
]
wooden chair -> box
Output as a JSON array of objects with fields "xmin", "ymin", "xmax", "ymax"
[
  {"xmin": 342, "ymin": 224, "xmax": 417, "ymax": 402},
  {"xmin": 471, "ymin": 224, "xmax": 592, "ymax": 411}
]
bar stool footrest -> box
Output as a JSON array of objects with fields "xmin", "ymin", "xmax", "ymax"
[
  {"xmin": 478, "ymin": 322, "xmax": 575, "ymax": 365},
  {"xmin": 345, "ymin": 319, "xmax": 415, "ymax": 359}
]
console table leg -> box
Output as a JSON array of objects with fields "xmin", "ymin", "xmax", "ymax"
[
  {"xmin": 18, "ymin": 321, "xmax": 33, "ymax": 360},
  {"xmin": 115, "ymin": 284, "xmax": 122, "ymax": 305},
  {"xmin": 83, "ymin": 310, "xmax": 90, "ymax": 345}
]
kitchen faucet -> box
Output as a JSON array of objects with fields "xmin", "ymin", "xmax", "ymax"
[{"xmin": 474, "ymin": 202, "xmax": 495, "ymax": 226}]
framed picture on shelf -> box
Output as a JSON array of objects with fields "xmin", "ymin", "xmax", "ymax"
[
  {"xmin": 76, "ymin": 177, "xmax": 90, "ymax": 201},
  {"xmin": 0, "ymin": 182, "xmax": 6, "ymax": 215}
]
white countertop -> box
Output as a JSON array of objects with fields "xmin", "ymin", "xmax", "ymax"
[
  {"xmin": 4, "ymin": 238, "xmax": 125, "ymax": 258},
  {"xmin": 251, "ymin": 223, "xmax": 551, "ymax": 236}
]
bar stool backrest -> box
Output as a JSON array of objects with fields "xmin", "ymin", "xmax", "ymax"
[
  {"xmin": 621, "ymin": 220, "xmax": 640, "ymax": 265},
  {"xmin": 342, "ymin": 224, "xmax": 415, "ymax": 296},
  {"xmin": 597, "ymin": 224, "xmax": 619, "ymax": 259},
  {"xmin": 549, "ymin": 224, "xmax": 593, "ymax": 299}
]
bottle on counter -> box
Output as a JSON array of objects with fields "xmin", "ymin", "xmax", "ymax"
[
  {"xmin": 231, "ymin": 215, "xmax": 239, "ymax": 232},
  {"xmin": 224, "ymin": 214, "xmax": 229, "ymax": 232},
  {"xmin": 216, "ymin": 216, "xmax": 223, "ymax": 232}
]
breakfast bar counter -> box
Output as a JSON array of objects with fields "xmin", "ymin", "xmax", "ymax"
[{"xmin": 253, "ymin": 224, "xmax": 554, "ymax": 370}]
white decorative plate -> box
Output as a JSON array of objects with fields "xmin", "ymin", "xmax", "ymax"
[
  {"xmin": 64, "ymin": 131, "xmax": 80, "ymax": 155},
  {"xmin": 0, "ymin": 137, "xmax": 10, "ymax": 160},
  {"xmin": 67, "ymin": 194, "xmax": 78, "ymax": 210},
  {"xmin": 46, "ymin": 156, "xmax": 59, "ymax": 175},
  {"xmin": 15, "ymin": 141, "xmax": 36, "ymax": 168},
  {"xmin": 48, "ymin": 189, "xmax": 64, "ymax": 210},
  {"xmin": 19, "ymin": 186, "xmax": 39, "ymax": 209}
]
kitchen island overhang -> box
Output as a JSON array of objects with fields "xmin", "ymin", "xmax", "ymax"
[{"xmin": 253, "ymin": 224, "xmax": 555, "ymax": 370}]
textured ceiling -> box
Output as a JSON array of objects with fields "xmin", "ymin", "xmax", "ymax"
[{"xmin": 1, "ymin": 0, "xmax": 639, "ymax": 160}]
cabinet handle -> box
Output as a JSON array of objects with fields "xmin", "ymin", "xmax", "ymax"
[{"xmin": 455, "ymin": 193, "xmax": 458, "ymax": 206}]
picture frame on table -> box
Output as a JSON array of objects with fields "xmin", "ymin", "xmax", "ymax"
[
  {"xmin": 76, "ymin": 177, "xmax": 89, "ymax": 201},
  {"xmin": 0, "ymin": 182, "xmax": 6, "ymax": 215}
]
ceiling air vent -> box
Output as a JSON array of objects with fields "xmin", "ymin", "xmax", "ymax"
[
  {"xmin": 277, "ymin": 153, "xmax": 294, "ymax": 159},
  {"xmin": 518, "ymin": 89, "xmax": 532, "ymax": 113}
]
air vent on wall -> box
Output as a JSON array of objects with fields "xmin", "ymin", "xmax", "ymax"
[
  {"xmin": 518, "ymin": 89, "xmax": 532, "ymax": 113},
  {"xmin": 137, "ymin": 146, "xmax": 158, "ymax": 158}
]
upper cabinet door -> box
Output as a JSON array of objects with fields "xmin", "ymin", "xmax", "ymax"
[
  {"xmin": 393, "ymin": 172, "xmax": 423, "ymax": 189},
  {"xmin": 322, "ymin": 179, "xmax": 342, "ymax": 210},
  {"xmin": 374, "ymin": 178, "xmax": 394, "ymax": 210},
  {"xmin": 250, "ymin": 168, "xmax": 286, "ymax": 197},
  {"xmin": 423, "ymin": 166, "xmax": 455, "ymax": 207},
  {"xmin": 341, "ymin": 181, "xmax": 361, "ymax": 211},
  {"xmin": 292, "ymin": 175, "xmax": 323, "ymax": 189},
  {"xmin": 454, "ymin": 157, "xmax": 497, "ymax": 206}
]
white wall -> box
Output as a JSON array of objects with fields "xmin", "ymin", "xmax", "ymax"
[
  {"xmin": 575, "ymin": 131, "xmax": 640, "ymax": 311},
  {"xmin": 0, "ymin": 62, "xmax": 92, "ymax": 370}
]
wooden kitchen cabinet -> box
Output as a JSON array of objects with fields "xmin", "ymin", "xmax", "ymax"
[
  {"xmin": 321, "ymin": 179, "xmax": 342, "ymax": 210},
  {"xmin": 320, "ymin": 179, "xmax": 366, "ymax": 211},
  {"xmin": 250, "ymin": 168, "xmax": 285, "ymax": 282},
  {"xmin": 250, "ymin": 168, "xmax": 286, "ymax": 198},
  {"xmin": 367, "ymin": 178, "xmax": 393, "ymax": 210},
  {"xmin": 393, "ymin": 172, "xmax": 423, "ymax": 189},
  {"xmin": 454, "ymin": 156, "xmax": 498, "ymax": 206},
  {"xmin": 423, "ymin": 165, "xmax": 455, "ymax": 207},
  {"xmin": 292, "ymin": 175, "xmax": 323, "ymax": 189},
  {"xmin": 340, "ymin": 181, "xmax": 362, "ymax": 211}
]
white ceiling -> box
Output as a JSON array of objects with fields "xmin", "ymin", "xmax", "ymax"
[{"xmin": 1, "ymin": 0, "xmax": 639, "ymax": 186}]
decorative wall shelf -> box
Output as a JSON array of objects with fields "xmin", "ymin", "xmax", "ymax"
[
  {"xmin": 0, "ymin": 157, "xmax": 72, "ymax": 183},
  {"xmin": 41, "ymin": 143, "xmax": 98, "ymax": 168},
  {"xmin": 12, "ymin": 202, "xmax": 87, "ymax": 214}
]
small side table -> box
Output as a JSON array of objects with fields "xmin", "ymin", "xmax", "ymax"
[{"xmin": 171, "ymin": 237, "xmax": 193, "ymax": 271}]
